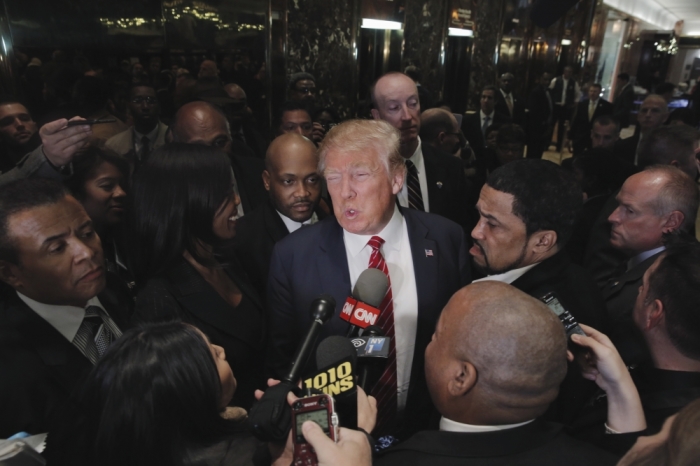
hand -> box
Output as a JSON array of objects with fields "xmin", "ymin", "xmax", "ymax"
[
  {"xmin": 311, "ymin": 122, "xmax": 326, "ymax": 143},
  {"xmin": 40, "ymin": 117, "xmax": 92, "ymax": 167},
  {"xmin": 302, "ymin": 423, "xmax": 372, "ymax": 466},
  {"xmin": 356, "ymin": 386, "xmax": 377, "ymax": 434},
  {"xmin": 259, "ymin": 379, "xmax": 297, "ymax": 466}
]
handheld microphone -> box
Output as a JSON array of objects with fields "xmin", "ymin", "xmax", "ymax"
[
  {"xmin": 352, "ymin": 325, "xmax": 391, "ymax": 391},
  {"xmin": 249, "ymin": 294, "xmax": 336, "ymax": 441},
  {"xmin": 303, "ymin": 336, "xmax": 358, "ymax": 429},
  {"xmin": 341, "ymin": 268, "xmax": 388, "ymax": 337}
]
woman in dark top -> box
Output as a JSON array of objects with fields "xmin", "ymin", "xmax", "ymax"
[
  {"xmin": 64, "ymin": 145, "xmax": 133, "ymax": 288},
  {"xmin": 128, "ymin": 143, "xmax": 265, "ymax": 410},
  {"xmin": 44, "ymin": 322, "xmax": 258, "ymax": 466}
]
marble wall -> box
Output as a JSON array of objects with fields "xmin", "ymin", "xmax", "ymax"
[{"xmin": 469, "ymin": 0, "xmax": 502, "ymax": 110}]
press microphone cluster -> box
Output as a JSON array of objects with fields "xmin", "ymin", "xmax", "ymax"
[{"xmin": 341, "ymin": 268, "xmax": 388, "ymax": 337}]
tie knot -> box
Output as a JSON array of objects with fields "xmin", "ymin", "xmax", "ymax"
[
  {"xmin": 85, "ymin": 305, "xmax": 104, "ymax": 319},
  {"xmin": 141, "ymin": 135, "xmax": 149, "ymax": 144},
  {"xmin": 405, "ymin": 159, "xmax": 417, "ymax": 172},
  {"xmin": 367, "ymin": 236, "xmax": 385, "ymax": 251}
]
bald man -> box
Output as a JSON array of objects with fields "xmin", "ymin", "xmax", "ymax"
[
  {"xmin": 376, "ymin": 282, "xmax": 617, "ymax": 465},
  {"xmin": 198, "ymin": 59, "xmax": 219, "ymax": 79},
  {"xmin": 170, "ymin": 101, "xmax": 266, "ymax": 215},
  {"xmin": 419, "ymin": 108, "xmax": 465, "ymax": 157},
  {"xmin": 223, "ymin": 83, "xmax": 268, "ymax": 159},
  {"xmin": 233, "ymin": 133, "xmax": 324, "ymax": 297},
  {"xmin": 613, "ymin": 94, "xmax": 669, "ymax": 165}
]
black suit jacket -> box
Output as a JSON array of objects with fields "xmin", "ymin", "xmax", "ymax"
[
  {"xmin": 375, "ymin": 419, "xmax": 617, "ymax": 466},
  {"xmin": 510, "ymin": 252, "xmax": 606, "ymax": 423},
  {"xmin": 266, "ymin": 208, "xmax": 470, "ymax": 438},
  {"xmin": 230, "ymin": 150, "xmax": 266, "ymax": 215},
  {"xmin": 613, "ymin": 84, "xmax": 635, "ymax": 128},
  {"xmin": 494, "ymin": 90, "xmax": 525, "ymax": 126},
  {"xmin": 569, "ymin": 99, "xmax": 614, "ymax": 155},
  {"xmin": 132, "ymin": 259, "xmax": 265, "ymax": 410},
  {"xmin": 422, "ymin": 143, "xmax": 470, "ymax": 230},
  {"xmin": 527, "ymin": 84, "xmax": 553, "ymax": 137},
  {"xmin": 583, "ymin": 192, "xmax": 629, "ymax": 287},
  {"xmin": 612, "ymin": 133, "xmax": 640, "ymax": 166},
  {"xmin": 461, "ymin": 111, "xmax": 510, "ymax": 162},
  {"xmin": 0, "ymin": 275, "xmax": 132, "ymax": 437},
  {"xmin": 602, "ymin": 251, "xmax": 662, "ymax": 365}
]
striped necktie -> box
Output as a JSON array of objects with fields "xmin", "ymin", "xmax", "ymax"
[
  {"xmin": 367, "ymin": 236, "xmax": 397, "ymax": 436},
  {"xmin": 73, "ymin": 306, "xmax": 122, "ymax": 365},
  {"xmin": 405, "ymin": 160, "xmax": 425, "ymax": 212}
]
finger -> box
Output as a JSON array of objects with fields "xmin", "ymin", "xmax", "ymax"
[
  {"xmin": 579, "ymin": 324, "xmax": 614, "ymax": 347},
  {"xmin": 254, "ymin": 389, "xmax": 265, "ymax": 400},
  {"xmin": 286, "ymin": 390, "xmax": 299, "ymax": 405},
  {"xmin": 302, "ymin": 421, "xmax": 333, "ymax": 448},
  {"xmin": 267, "ymin": 378, "xmax": 281, "ymax": 387},
  {"xmin": 50, "ymin": 131, "xmax": 92, "ymax": 154},
  {"xmin": 570, "ymin": 333, "xmax": 607, "ymax": 355},
  {"xmin": 367, "ymin": 395, "xmax": 377, "ymax": 410},
  {"xmin": 566, "ymin": 350, "xmax": 574, "ymax": 362},
  {"xmin": 39, "ymin": 119, "xmax": 69, "ymax": 136}
]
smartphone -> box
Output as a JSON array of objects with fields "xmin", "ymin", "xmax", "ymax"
[
  {"xmin": 540, "ymin": 292, "xmax": 586, "ymax": 338},
  {"xmin": 66, "ymin": 118, "xmax": 117, "ymax": 127},
  {"xmin": 292, "ymin": 394, "xmax": 339, "ymax": 466}
]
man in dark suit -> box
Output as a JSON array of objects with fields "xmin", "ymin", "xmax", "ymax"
[
  {"xmin": 370, "ymin": 72, "xmax": 470, "ymax": 230},
  {"xmin": 613, "ymin": 72, "xmax": 635, "ymax": 128},
  {"xmin": 170, "ymin": 101, "xmax": 266, "ymax": 216},
  {"xmin": 267, "ymin": 119, "xmax": 470, "ymax": 441},
  {"xmin": 612, "ymin": 94, "xmax": 669, "ymax": 165},
  {"xmin": 568, "ymin": 83, "xmax": 613, "ymax": 156},
  {"xmin": 527, "ymin": 72, "xmax": 554, "ymax": 159},
  {"xmin": 233, "ymin": 133, "xmax": 325, "ymax": 299},
  {"xmin": 461, "ymin": 85, "xmax": 510, "ymax": 163},
  {"xmin": 494, "ymin": 73, "xmax": 525, "ymax": 127},
  {"xmin": 375, "ymin": 282, "xmax": 617, "ymax": 466},
  {"xmin": 601, "ymin": 166, "xmax": 698, "ymax": 365},
  {"xmin": 470, "ymin": 159, "xmax": 605, "ymax": 423},
  {"xmin": 0, "ymin": 179, "xmax": 131, "ymax": 437}
]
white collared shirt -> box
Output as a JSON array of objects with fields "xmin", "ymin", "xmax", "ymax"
[
  {"xmin": 480, "ymin": 110, "xmax": 495, "ymax": 126},
  {"xmin": 278, "ymin": 210, "xmax": 318, "ymax": 233},
  {"xmin": 627, "ymin": 246, "xmax": 665, "ymax": 271},
  {"xmin": 133, "ymin": 123, "xmax": 161, "ymax": 154},
  {"xmin": 17, "ymin": 292, "xmax": 107, "ymax": 343},
  {"xmin": 440, "ymin": 416, "xmax": 535, "ymax": 432},
  {"xmin": 397, "ymin": 137, "xmax": 430, "ymax": 212},
  {"xmin": 589, "ymin": 99, "xmax": 599, "ymax": 120},
  {"xmin": 343, "ymin": 205, "xmax": 418, "ymax": 411},
  {"xmin": 473, "ymin": 263, "xmax": 538, "ymax": 285}
]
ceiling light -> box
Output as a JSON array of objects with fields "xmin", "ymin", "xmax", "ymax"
[
  {"xmin": 361, "ymin": 19, "xmax": 403, "ymax": 30},
  {"xmin": 448, "ymin": 28, "xmax": 474, "ymax": 37}
]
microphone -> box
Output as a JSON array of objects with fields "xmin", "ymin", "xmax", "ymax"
[
  {"xmin": 352, "ymin": 325, "xmax": 391, "ymax": 391},
  {"xmin": 303, "ymin": 336, "xmax": 358, "ymax": 429},
  {"xmin": 249, "ymin": 294, "xmax": 336, "ymax": 441},
  {"xmin": 341, "ymin": 268, "xmax": 388, "ymax": 337}
]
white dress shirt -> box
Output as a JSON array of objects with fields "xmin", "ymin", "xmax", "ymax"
[
  {"xmin": 588, "ymin": 99, "xmax": 599, "ymax": 121},
  {"xmin": 17, "ymin": 292, "xmax": 108, "ymax": 343},
  {"xmin": 473, "ymin": 263, "xmax": 538, "ymax": 285},
  {"xmin": 549, "ymin": 77, "xmax": 581, "ymax": 105},
  {"xmin": 133, "ymin": 124, "xmax": 160, "ymax": 154},
  {"xmin": 278, "ymin": 211, "xmax": 318, "ymax": 233},
  {"xmin": 627, "ymin": 246, "xmax": 665, "ymax": 271},
  {"xmin": 440, "ymin": 416, "xmax": 535, "ymax": 432},
  {"xmin": 398, "ymin": 137, "xmax": 430, "ymax": 212},
  {"xmin": 343, "ymin": 205, "xmax": 418, "ymax": 411}
]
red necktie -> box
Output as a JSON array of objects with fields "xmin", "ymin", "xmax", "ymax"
[{"xmin": 367, "ymin": 236, "xmax": 397, "ymax": 436}]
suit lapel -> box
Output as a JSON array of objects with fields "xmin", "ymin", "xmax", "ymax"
[
  {"xmin": 422, "ymin": 145, "xmax": 444, "ymax": 213},
  {"xmin": 4, "ymin": 296, "xmax": 91, "ymax": 395},
  {"xmin": 403, "ymin": 209, "xmax": 439, "ymax": 326},
  {"xmin": 317, "ymin": 217, "xmax": 352, "ymax": 299},
  {"xmin": 263, "ymin": 199, "xmax": 290, "ymax": 244},
  {"xmin": 602, "ymin": 253, "xmax": 661, "ymax": 300},
  {"xmin": 230, "ymin": 154, "xmax": 252, "ymax": 213}
]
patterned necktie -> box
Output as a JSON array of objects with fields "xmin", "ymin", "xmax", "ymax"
[
  {"xmin": 73, "ymin": 306, "xmax": 122, "ymax": 365},
  {"xmin": 482, "ymin": 115, "xmax": 490, "ymax": 137},
  {"xmin": 367, "ymin": 236, "xmax": 397, "ymax": 436},
  {"xmin": 404, "ymin": 160, "xmax": 425, "ymax": 212}
]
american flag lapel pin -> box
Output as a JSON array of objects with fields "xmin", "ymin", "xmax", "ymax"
[
  {"xmin": 425, "ymin": 249, "xmax": 434, "ymax": 257},
  {"xmin": 436, "ymin": 181, "xmax": 443, "ymax": 189}
]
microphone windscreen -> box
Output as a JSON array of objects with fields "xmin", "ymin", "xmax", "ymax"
[
  {"xmin": 352, "ymin": 268, "xmax": 388, "ymax": 308},
  {"xmin": 316, "ymin": 336, "xmax": 357, "ymax": 369}
]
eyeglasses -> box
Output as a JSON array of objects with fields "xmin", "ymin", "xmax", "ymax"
[
  {"xmin": 130, "ymin": 96, "xmax": 158, "ymax": 105},
  {"xmin": 295, "ymin": 87, "xmax": 316, "ymax": 95}
]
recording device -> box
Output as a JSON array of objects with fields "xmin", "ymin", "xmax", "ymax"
[
  {"xmin": 66, "ymin": 118, "xmax": 117, "ymax": 127},
  {"xmin": 341, "ymin": 268, "xmax": 389, "ymax": 337},
  {"xmin": 539, "ymin": 292, "xmax": 586, "ymax": 338},
  {"xmin": 249, "ymin": 295, "xmax": 336, "ymax": 442},
  {"xmin": 291, "ymin": 394, "xmax": 339, "ymax": 466},
  {"xmin": 352, "ymin": 325, "xmax": 390, "ymax": 391},
  {"xmin": 304, "ymin": 336, "xmax": 358, "ymax": 429}
]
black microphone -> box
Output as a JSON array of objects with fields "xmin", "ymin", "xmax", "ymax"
[
  {"xmin": 249, "ymin": 294, "xmax": 335, "ymax": 441},
  {"xmin": 342, "ymin": 268, "xmax": 389, "ymax": 337},
  {"xmin": 353, "ymin": 325, "xmax": 390, "ymax": 391},
  {"xmin": 313, "ymin": 336, "xmax": 358, "ymax": 429},
  {"xmin": 283, "ymin": 294, "xmax": 336, "ymax": 384}
]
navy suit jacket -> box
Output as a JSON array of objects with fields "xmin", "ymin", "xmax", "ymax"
[{"xmin": 266, "ymin": 207, "xmax": 470, "ymax": 438}]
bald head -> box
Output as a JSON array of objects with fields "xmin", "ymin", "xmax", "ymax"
[
  {"xmin": 224, "ymin": 83, "xmax": 246, "ymax": 100},
  {"xmin": 263, "ymin": 133, "xmax": 321, "ymax": 223},
  {"xmin": 370, "ymin": 72, "xmax": 421, "ymax": 158},
  {"xmin": 171, "ymin": 101, "xmax": 231, "ymax": 152},
  {"xmin": 638, "ymin": 94, "xmax": 669, "ymax": 133},
  {"xmin": 425, "ymin": 282, "xmax": 567, "ymax": 425},
  {"xmin": 420, "ymin": 108, "xmax": 462, "ymax": 155}
]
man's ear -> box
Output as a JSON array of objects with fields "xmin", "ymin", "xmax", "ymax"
[
  {"xmin": 262, "ymin": 170, "xmax": 271, "ymax": 191},
  {"xmin": 447, "ymin": 360, "xmax": 477, "ymax": 397},
  {"xmin": 662, "ymin": 210, "xmax": 684, "ymax": 233},
  {"xmin": 0, "ymin": 261, "xmax": 22, "ymax": 289},
  {"xmin": 437, "ymin": 132, "xmax": 447, "ymax": 144},
  {"xmin": 370, "ymin": 108, "xmax": 380, "ymax": 121},
  {"xmin": 647, "ymin": 299, "xmax": 666, "ymax": 330},
  {"xmin": 530, "ymin": 230, "xmax": 558, "ymax": 255}
]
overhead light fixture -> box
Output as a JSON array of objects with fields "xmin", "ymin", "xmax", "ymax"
[
  {"xmin": 361, "ymin": 19, "xmax": 403, "ymax": 30},
  {"xmin": 448, "ymin": 28, "xmax": 474, "ymax": 37},
  {"xmin": 561, "ymin": 39, "xmax": 572, "ymax": 45}
]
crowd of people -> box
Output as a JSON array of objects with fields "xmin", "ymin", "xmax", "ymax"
[{"xmin": 1, "ymin": 51, "xmax": 700, "ymax": 466}]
